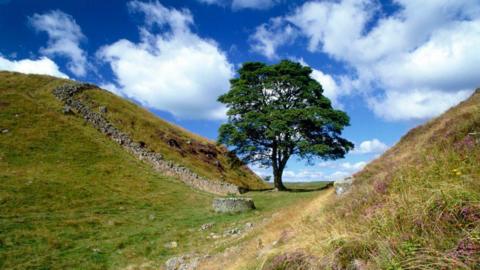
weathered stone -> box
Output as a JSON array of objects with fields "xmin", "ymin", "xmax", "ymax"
[
  {"xmin": 165, "ymin": 254, "xmax": 200, "ymax": 270},
  {"xmin": 200, "ymin": 223, "xmax": 214, "ymax": 231},
  {"xmin": 212, "ymin": 197, "xmax": 255, "ymax": 213},
  {"xmin": 99, "ymin": 106, "xmax": 107, "ymax": 113},
  {"xmin": 334, "ymin": 176, "xmax": 354, "ymax": 195},
  {"xmin": 245, "ymin": 222, "xmax": 254, "ymax": 229},
  {"xmin": 62, "ymin": 105, "xmax": 74, "ymax": 115},
  {"xmin": 1, "ymin": 129, "xmax": 8, "ymax": 134}
]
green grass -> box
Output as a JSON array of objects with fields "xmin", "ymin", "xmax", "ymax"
[{"xmin": 0, "ymin": 72, "xmax": 322, "ymax": 269}]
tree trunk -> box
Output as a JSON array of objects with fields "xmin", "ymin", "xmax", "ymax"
[{"xmin": 273, "ymin": 168, "xmax": 287, "ymax": 191}]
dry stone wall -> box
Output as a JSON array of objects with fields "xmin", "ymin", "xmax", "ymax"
[{"xmin": 53, "ymin": 83, "xmax": 241, "ymax": 195}]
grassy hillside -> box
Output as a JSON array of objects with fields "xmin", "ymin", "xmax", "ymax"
[
  {"xmin": 0, "ymin": 71, "xmax": 318, "ymax": 269},
  {"xmin": 199, "ymin": 90, "xmax": 480, "ymax": 270},
  {"xmin": 276, "ymin": 89, "xmax": 480, "ymax": 269},
  {"xmin": 317, "ymin": 89, "xmax": 480, "ymax": 269},
  {"xmin": 76, "ymin": 88, "xmax": 267, "ymax": 190}
]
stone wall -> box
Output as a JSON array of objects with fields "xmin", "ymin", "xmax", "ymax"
[{"xmin": 53, "ymin": 83, "xmax": 241, "ymax": 195}]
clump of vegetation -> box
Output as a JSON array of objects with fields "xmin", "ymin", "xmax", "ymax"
[{"xmin": 263, "ymin": 251, "xmax": 317, "ymax": 270}]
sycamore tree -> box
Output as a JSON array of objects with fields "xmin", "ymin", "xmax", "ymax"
[{"xmin": 218, "ymin": 60, "xmax": 353, "ymax": 191}]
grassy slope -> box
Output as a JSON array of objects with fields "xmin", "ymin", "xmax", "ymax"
[
  {"xmin": 77, "ymin": 88, "xmax": 266, "ymax": 189},
  {"xmin": 205, "ymin": 90, "xmax": 480, "ymax": 270},
  {"xmin": 0, "ymin": 71, "xmax": 318, "ymax": 269},
  {"xmin": 293, "ymin": 89, "xmax": 480, "ymax": 269},
  {"xmin": 328, "ymin": 89, "xmax": 480, "ymax": 269}
]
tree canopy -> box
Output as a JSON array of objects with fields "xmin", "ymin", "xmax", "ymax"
[{"xmin": 218, "ymin": 60, "xmax": 354, "ymax": 190}]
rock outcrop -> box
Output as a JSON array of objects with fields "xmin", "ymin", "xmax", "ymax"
[
  {"xmin": 53, "ymin": 83, "xmax": 242, "ymax": 195},
  {"xmin": 212, "ymin": 197, "xmax": 255, "ymax": 213}
]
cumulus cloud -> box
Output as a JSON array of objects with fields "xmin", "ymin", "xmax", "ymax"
[
  {"xmin": 368, "ymin": 89, "xmax": 472, "ymax": 121},
  {"xmin": 197, "ymin": 0, "xmax": 278, "ymax": 10},
  {"xmin": 250, "ymin": 17, "xmax": 297, "ymax": 59},
  {"xmin": 29, "ymin": 10, "xmax": 88, "ymax": 77},
  {"xmin": 251, "ymin": 159, "xmax": 367, "ymax": 182},
  {"xmin": 282, "ymin": 160, "xmax": 366, "ymax": 181},
  {"xmin": 98, "ymin": 0, "xmax": 234, "ymax": 120},
  {"xmin": 0, "ymin": 55, "xmax": 68, "ymax": 78},
  {"xmin": 250, "ymin": 0, "xmax": 480, "ymax": 120},
  {"xmin": 352, "ymin": 139, "xmax": 389, "ymax": 154}
]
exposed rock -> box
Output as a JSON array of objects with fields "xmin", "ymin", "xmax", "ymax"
[
  {"xmin": 1, "ymin": 129, "xmax": 8, "ymax": 134},
  {"xmin": 212, "ymin": 197, "xmax": 255, "ymax": 213},
  {"xmin": 52, "ymin": 83, "xmax": 242, "ymax": 196},
  {"xmin": 200, "ymin": 223, "xmax": 214, "ymax": 231},
  {"xmin": 63, "ymin": 105, "xmax": 74, "ymax": 115},
  {"xmin": 245, "ymin": 222, "xmax": 254, "ymax": 229},
  {"xmin": 334, "ymin": 176, "xmax": 354, "ymax": 195},
  {"xmin": 99, "ymin": 106, "xmax": 107, "ymax": 113},
  {"xmin": 165, "ymin": 254, "xmax": 200, "ymax": 270},
  {"xmin": 164, "ymin": 241, "xmax": 178, "ymax": 249},
  {"xmin": 225, "ymin": 228, "xmax": 241, "ymax": 236}
]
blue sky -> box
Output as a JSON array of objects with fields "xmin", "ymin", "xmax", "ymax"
[{"xmin": 1, "ymin": 0, "xmax": 480, "ymax": 181}]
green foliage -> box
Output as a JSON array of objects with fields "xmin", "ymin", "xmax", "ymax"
[{"xmin": 218, "ymin": 60, "xmax": 353, "ymax": 189}]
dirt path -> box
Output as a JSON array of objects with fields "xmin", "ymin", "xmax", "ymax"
[{"xmin": 198, "ymin": 188, "xmax": 335, "ymax": 270}]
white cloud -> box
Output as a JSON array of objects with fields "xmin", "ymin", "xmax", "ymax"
[
  {"xmin": 251, "ymin": 160, "xmax": 367, "ymax": 182},
  {"xmin": 352, "ymin": 139, "xmax": 388, "ymax": 154},
  {"xmin": 251, "ymin": 0, "xmax": 480, "ymax": 121},
  {"xmin": 232, "ymin": 0, "xmax": 278, "ymax": 10},
  {"xmin": 340, "ymin": 161, "xmax": 367, "ymax": 170},
  {"xmin": 318, "ymin": 160, "xmax": 366, "ymax": 171},
  {"xmin": 98, "ymin": 1, "xmax": 234, "ymax": 120},
  {"xmin": 29, "ymin": 10, "xmax": 88, "ymax": 77},
  {"xmin": 250, "ymin": 17, "xmax": 297, "ymax": 59},
  {"xmin": 196, "ymin": 0, "xmax": 278, "ymax": 10},
  {"xmin": 197, "ymin": 0, "xmax": 225, "ymax": 4},
  {"xmin": 0, "ymin": 55, "xmax": 68, "ymax": 78}
]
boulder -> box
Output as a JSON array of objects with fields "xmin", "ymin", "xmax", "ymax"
[
  {"xmin": 334, "ymin": 176, "xmax": 354, "ymax": 195},
  {"xmin": 200, "ymin": 222, "xmax": 214, "ymax": 231},
  {"xmin": 212, "ymin": 197, "xmax": 255, "ymax": 213},
  {"xmin": 165, "ymin": 254, "xmax": 200, "ymax": 270}
]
